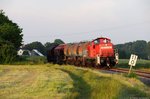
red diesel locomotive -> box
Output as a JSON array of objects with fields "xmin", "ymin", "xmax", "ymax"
[{"xmin": 47, "ymin": 37, "xmax": 118, "ymax": 68}]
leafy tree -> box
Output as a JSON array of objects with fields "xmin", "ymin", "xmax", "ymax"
[
  {"xmin": 44, "ymin": 42, "xmax": 52, "ymax": 50},
  {"xmin": 115, "ymin": 44, "xmax": 130, "ymax": 59},
  {"xmin": 54, "ymin": 39, "xmax": 64, "ymax": 44},
  {"xmin": 23, "ymin": 50, "xmax": 30, "ymax": 56},
  {"xmin": 132, "ymin": 40, "xmax": 147, "ymax": 59},
  {"xmin": 0, "ymin": 10, "xmax": 23, "ymax": 49},
  {"xmin": 23, "ymin": 41, "xmax": 46, "ymax": 55},
  {"xmin": 0, "ymin": 10, "xmax": 23, "ymax": 64},
  {"xmin": 115, "ymin": 40, "xmax": 149, "ymax": 59},
  {"xmin": 147, "ymin": 41, "xmax": 150, "ymax": 59},
  {"xmin": 0, "ymin": 10, "xmax": 11, "ymax": 24},
  {"xmin": 0, "ymin": 39, "xmax": 16, "ymax": 64}
]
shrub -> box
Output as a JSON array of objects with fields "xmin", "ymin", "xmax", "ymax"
[
  {"xmin": 124, "ymin": 72, "xmax": 138, "ymax": 78},
  {"xmin": 0, "ymin": 40, "xmax": 16, "ymax": 64},
  {"xmin": 14, "ymin": 56, "xmax": 47, "ymax": 65}
]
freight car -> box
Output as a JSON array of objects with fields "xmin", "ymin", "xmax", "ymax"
[{"xmin": 47, "ymin": 37, "xmax": 118, "ymax": 68}]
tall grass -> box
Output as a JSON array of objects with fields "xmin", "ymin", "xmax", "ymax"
[
  {"xmin": 116, "ymin": 59, "xmax": 150, "ymax": 69},
  {"xmin": 13, "ymin": 56, "xmax": 47, "ymax": 65},
  {"xmin": 60, "ymin": 66, "xmax": 150, "ymax": 99},
  {"xmin": 0, "ymin": 64, "xmax": 149, "ymax": 99},
  {"xmin": 0, "ymin": 65, "xmax": 73, "ymax": 99}
]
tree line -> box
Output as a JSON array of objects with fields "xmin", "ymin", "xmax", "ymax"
[
  {"xmin": 24, "ymin": 39, "xmax": 150, "ymax": 60},
  {"xmin": 22, "ymin": 39, "xmax": 64, "ymax": 56},
  {"xmin": 115, "ymin": 40, "xmax": 150, "ymax": 59}
]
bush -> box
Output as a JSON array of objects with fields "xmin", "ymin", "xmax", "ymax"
[
  {"xmin": 124, "ymin": 72, "xmax": 138, "ymax": 78},
  {"xmin": 0, "ymin": 40, "xmax": 16, "ymax": 64},
  {"xmin": 14, "ymin": 56, "xmax": 47, "ymax": 65},
  {"xmin": 26, "ymin": 56, "xmax": 47, "ymax": 64}
]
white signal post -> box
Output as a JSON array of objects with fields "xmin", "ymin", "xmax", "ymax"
[{"xmin": 128, "ymin": 54, "xmax": 138, "ymax": 75}]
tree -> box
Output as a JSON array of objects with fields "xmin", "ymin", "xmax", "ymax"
[
  {"xmin": 132, "ymin": 40, "xmax": 147, "ymax": 59},
  {"xmin": 44, "ymin": 42, "xmax": 52, "ymax": 50},
  {"xmin": 0, "ymin": 10, "xmax": 23, "ymax": 64},
  {"xmin": 115, "ymin": 40, "xmax": 148, "ymax": 59},
  {"xmin": 23, "ymin": 41, "xmax": 46, "ymax": 55},
  {"xmin": 0, "ymin": 10, "xmax": 23, "ymax": 49},
  {"xmin": 0, "ymin": 39, "xmax": 16, "ymax": 64},
  {"xmin": 54, "ymin": 39, "xmax": 64, "ymax": 44},
  {"xmin": 147, "ymin": 41, "xmax": 150, "ymax": 59},
  {"xmin": 0, "ymin": 10, "xmax": 11, "ymax": 24}
]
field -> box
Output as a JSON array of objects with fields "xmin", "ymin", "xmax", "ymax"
[
  {"xmin": 116, "ymin": 59, "xmax": 150, "ymax": 71},
  {"xmin": 0, "ymin": 64, "xmax": 150, "ymax": 99}
]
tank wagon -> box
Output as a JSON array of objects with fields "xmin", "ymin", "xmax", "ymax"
[{"xmin": 47, "ymin": 37, "xmax": 118, "ymax": 68}]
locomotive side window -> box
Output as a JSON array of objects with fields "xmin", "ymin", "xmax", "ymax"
[
  {"xmin": 94, "ymin": 39, "xmax": 100, "ymax": 44},
  {"xmin": 103, "ymin": 39, "xmax": 107, "ymax": 43},
  {"xmin": 102, "ymin": 39, "xmax": 110, "ymax": 43}
]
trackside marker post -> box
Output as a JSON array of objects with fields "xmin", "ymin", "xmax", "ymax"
[{"xmin": 128, "ymin": 54, "xmax": 138, "ymax": 75}]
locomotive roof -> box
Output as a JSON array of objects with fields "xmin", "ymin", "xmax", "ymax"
[
  {"xmin": 61, "ymin": 37, "xmax": 111, "ymax": 46},
  {"xmin": 93, "ymin": 37, "xmax": 111, "ymax": 41}
]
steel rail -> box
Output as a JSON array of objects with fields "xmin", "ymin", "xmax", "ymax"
[{"xmin": 109, "ymin": 68, "xmax": 150, "ymax": 78}]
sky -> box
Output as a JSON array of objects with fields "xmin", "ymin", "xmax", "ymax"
[{"xmin": 0, "ymin": 0, "xmax": 150, "ymax": 44}]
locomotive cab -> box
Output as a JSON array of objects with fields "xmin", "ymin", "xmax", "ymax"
[
  {"xmin": 89, "ymin": 37, "xmax": 112, "ymax": 57},
  {"xmin": 88, "ymin": 37, "xmax": 117, "ymax": 66}
]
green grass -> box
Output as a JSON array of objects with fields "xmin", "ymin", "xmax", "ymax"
[
  {"xmin": 14, "ymin": 56, "xmax": 47, "ymax": 65},
  {"xmin": 116, "ymin": 59, "xmax": 150, "ymax": 70},
  {"xmin": 0, "ymin": 65, "xmax": 72, "ymax": 99},
  {"xmin": 0, "ymin": 64, "xmax": 149, "ymax": 99},
  {"xmin": 61, "ymin": 66, "xmax": 150, "ymax": 99}
]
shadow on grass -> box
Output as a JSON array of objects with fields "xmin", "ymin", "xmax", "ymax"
[
  {"xmin": 59, "ymin": 69, "xmax": 91, "ymax": 99},
  {"xmin": 117, "ymin": 86, "xmax": 149, "ymax": 99}
]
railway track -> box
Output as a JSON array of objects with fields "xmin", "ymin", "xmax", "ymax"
[{"xmin": 109, "ymin": 68, "xmax": 150, "ymax": 78}]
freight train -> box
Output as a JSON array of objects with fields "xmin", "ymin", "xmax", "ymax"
[{"xmin": 47, "ymin": 37, "xmax": 119, "ymax": 68}]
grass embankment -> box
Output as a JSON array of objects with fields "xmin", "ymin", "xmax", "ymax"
[
  {"xmin": 116, "ymin": 59, "xmax": 150, "ymax": 71},
  {"xmin": 0, "ymin": 64, "xmax": 149, "ymax": 99}
]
